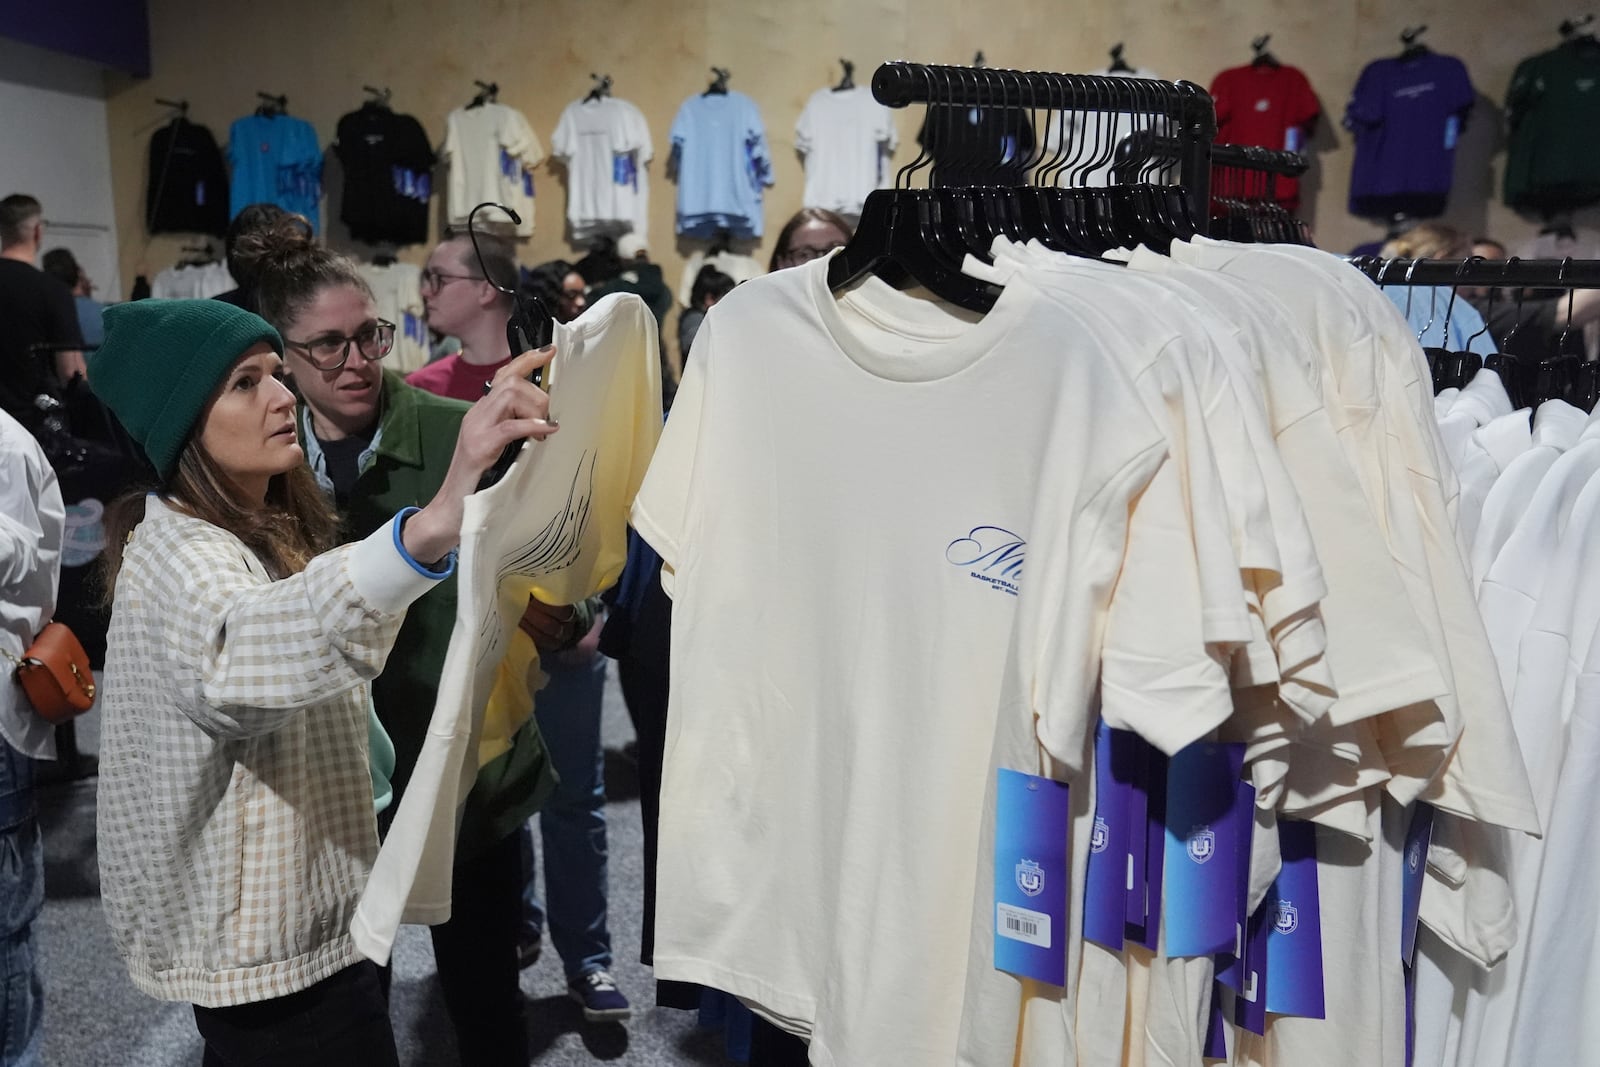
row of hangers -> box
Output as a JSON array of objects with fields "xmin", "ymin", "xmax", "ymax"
[
  {"xmin": 829, "ymin": 61, "xmax": 1218, "ymax": 312},
  {"xmin": 1353, "ymin": 255, "xmax": 1600, "ymax": 411}
]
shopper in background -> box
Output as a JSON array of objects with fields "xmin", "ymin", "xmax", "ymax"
[
  {"xmin": 505, "ymin": 256, "xmax": 632, "ymax": 1023},
  {"xmin": 768, "ymin": 207, "xmax": 853, "ymax": 271},
  {"xmin": 0, "ymin": 406, "xmax": 64, "ymax": 1067},
  {"xmin": 87, "ymin": 297, "xmax": 554, "ymax": 1067},
  {"xmin": 407, "ymin": 231, "xmax": 528, "ymax": 397},
  {"xmin": 1378, "ymin": 222, "xmax": 1496, "ymax": 354},
  {"xmin": 0, "ymin": 195, "xmax": 85, "ymax": 426},
  {"xmin": 679, "ymin": 266, "xmax": 735, "ymax": 364},
  {"xmin": 41, "ymin": 249, "xmax": 106, "ymax": 350},
  {"xmin": 1460, "ymin": 233, "xmax": 1600, "ymax": 357},
  {"xmin": 240, "ymin": 219, "xmax": 578, "ymax": 1065},
  {"xmin": 212, "ymin": 203, "xmax": 293, "ymax": 312}
]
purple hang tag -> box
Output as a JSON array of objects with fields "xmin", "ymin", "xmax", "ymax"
[
  {"xmin": 1135, "ymin": 742, "xmax": 1170, "ymax": 952},
  {"xmin": 1215, "ymin": 772, "xmax": 1257, "ymax": 991},
  {"xmin": 1123, "ymin": 730, "xmax": 1150, "ymax": 931},
  {"xmin": 1203, "ymin": 980, "xmax": 1229, "ymax": 1060},
  {"xmin": 1263, "ymin": 819, "xmax": 1326, "ymax": 1019},
  {"xmin": 1164, "ymin": 742, "xmax": 1248, "ymax": 958},
  {"xmin": 1234, "ymin": 904, "xmax": 1271, "ymax": 1035},
  {"xmin": 1401, "ymin": 804, "xmax": 1434, "ymax": 965},
  {"xmin": 993, "ymin": 769, "xmax": 1071, "ymax": 987},
  {"xmin": 1085, "ymin": 721, "xmax": 1132, "ymax": 950}
]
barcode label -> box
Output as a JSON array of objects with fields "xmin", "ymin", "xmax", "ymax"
[{"xmin": 997, "ymin": 903, "xmax": 1052, "ymax": 949}]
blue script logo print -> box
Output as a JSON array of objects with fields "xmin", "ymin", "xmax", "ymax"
[{"xmin": 946, "ymin": 526, "xmax": 1025, "ymax": 596}]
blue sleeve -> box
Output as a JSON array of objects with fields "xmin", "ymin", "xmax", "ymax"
[{"xmin": 744, "ymin": 96, "xmax": 773, "ymax": 190}]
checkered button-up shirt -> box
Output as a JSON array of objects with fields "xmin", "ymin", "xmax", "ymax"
[{"xmin": 97, "ymin": 496, "xmax": 444, "ymax": 1007}]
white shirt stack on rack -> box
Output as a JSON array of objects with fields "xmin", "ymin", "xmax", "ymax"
[
  {"xmin": 631, "ymin": 236, "xmax": 1538, "ymax": 1067},
  {"xmin": 1412, "ymin": 368, "xmax": 1600, "ymax": 1067}
]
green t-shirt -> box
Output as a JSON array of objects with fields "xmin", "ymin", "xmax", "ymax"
[{"xmin": 1505, "ymin": 38, "xmax": 1600, "ymax": 210}]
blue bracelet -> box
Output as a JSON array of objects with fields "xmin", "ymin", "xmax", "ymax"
[{"xmin": 392, "ymin": 507, "xmax": 458, "ymax": 579}]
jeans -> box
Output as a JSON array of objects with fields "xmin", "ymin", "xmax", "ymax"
[
  {"xmin": 0, "ymin": 741, "xmax": 43, "ymax": 1067},
  {"xmin": 521, "ymin": 654, "xmax": 612, "ymax": 979},
  {"xmin": 193, "ymin": 962, "xmax": 397, "ymax": 1067}
]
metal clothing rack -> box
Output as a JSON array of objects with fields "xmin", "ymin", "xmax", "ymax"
[
  {"xmin": 1349, "ymin": 256, "xmax": 1600, "ymax": 289},
  {"xmin": 870, "ymin": 61, "xmax": 1218, "ymax": 213}
]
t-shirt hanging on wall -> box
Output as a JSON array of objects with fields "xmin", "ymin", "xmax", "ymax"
[
  {"xmin": 1504, "ymin": 37, "xmax": 1600, "ymax": 212},
  {"xmin": 1209, "ymin": 62, "xmax": 1321, "ymax": 210},
  {"xmin": 794, "ymin": 85, "xmax": 898, "ymax": 219},
  {"xmin": 443, "ymin": 102, "xmax": 545, "ymax": 238},
  {"xmin": 146, "ymin": 118, "xmax": 229, "ymax": 237},
  {"xmin": 1344, "ymin": 51, "xmax": 1475, "ymax": 219},
  {"xmin": 357, "ymin": 262, "xmax": 429, "ymax": 375},
  {"xmin": 669, "ymin": 91, "xmax": 774, "ymax": 239},
  {"xmin": 228, "ymin": 113, "xmax": 324, "ymax": 233},
  {"xmin": 551, "ymin": 96, "xmax": 653, "ymax": 241},
  {"xmin": 334, "ymin": 104, "xmax": 436, "ymax": 246}
]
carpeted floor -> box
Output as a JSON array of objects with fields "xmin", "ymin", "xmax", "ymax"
[{"xmin": 34, "ymin": 667, "xmax": 740, "ymax": 1066}]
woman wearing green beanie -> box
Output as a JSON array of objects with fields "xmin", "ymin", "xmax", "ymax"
[{"xmin": 85, "ymin": 297, "xmax": 555, "ymax": 1066}]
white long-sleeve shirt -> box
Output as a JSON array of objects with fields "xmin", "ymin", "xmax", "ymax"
[{"xmin": 0, "ymin": 409, "xmax": 63, "ymax": 760}]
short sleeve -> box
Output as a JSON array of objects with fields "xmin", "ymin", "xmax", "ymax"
[
  {"xmin": 442, "ymin": 112, "xmax": 460, "ymax": 162},
  {"xmin": 1208, "ymin": 70, "xmax": 1235, "ymax": 126},
  {"xmin": 1289, "ymin": 68, "xmax": 1321, "ymax": 128},
  {"xmin": 744, "ymin": 99, "xmax": 774, "ymax": 189},
  {"xmin": 551, "ymin": 104, "xmax": 577, "ymax": 160},
  {"xmin": 1344, "ymin": 62, "xmax": 1385, "ymax": 131},
  {"xmin": 502, "ymin": 106, "xmax": 544, "ymax": 167},
  {"xmin": 1505, "ymin": 58, "xmax": 1542, "ymax": 127},
  {"xmin": 628, "ymin": 104, "xmax": 655, "ymax": 164},
  {"xmin": 795, "ymin": 98, "xmax": 817, "ymax": 155},
  {"xmin": 632, "ymin": 316, "xmax": 710, "ymax": 592},
  {"xmin": 1448, "ymin": 57, "xmax": 1476, "ymax": 116}
]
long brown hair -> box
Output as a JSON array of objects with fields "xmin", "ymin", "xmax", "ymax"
[{"xmin": 99, "ymin": 427, "xmax": 340, "ymax": 604}]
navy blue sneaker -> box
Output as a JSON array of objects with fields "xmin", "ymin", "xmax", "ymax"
[{"xmin": 568, "ymin": 969, "xmax": 631, "ymax": 1022}]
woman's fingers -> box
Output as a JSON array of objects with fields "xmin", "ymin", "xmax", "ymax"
[{"xmin": 492, "ymin": 345, "xmax": 557, "ymax": 389}]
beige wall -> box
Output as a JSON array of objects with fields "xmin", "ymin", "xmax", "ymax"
[{"xmin": 104, "ymin": 0, "xmax": 1592, "ymax": 299}]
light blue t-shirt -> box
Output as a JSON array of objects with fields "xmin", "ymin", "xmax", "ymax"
[
  {"xmin": 228, "ymin": 113, "xmax": 324, "ymax": 233},
  {"xmin": 669, "ymin": 91, "xmax": 774, "ymax": 239},
  {"xmin": 1382, "ymin": 284, "xmax": 1497, "ymax": 355}
]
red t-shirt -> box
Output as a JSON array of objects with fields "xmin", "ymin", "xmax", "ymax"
[
  {"xmin": 404, "ymin": 352, "xmax": 514, "ymax": 403},
  {"xmin": 1209, "ymin": 63, "xmax": 1321, "ymax": 210}
]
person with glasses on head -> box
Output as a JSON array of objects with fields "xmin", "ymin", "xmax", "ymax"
[
  {"xmin": 406, "ymin": 229, "xmax": 528, "ymax": 399},
  {"xmin": 86, "ymin": 291, "xmax": 554, "ymax": 1067},
  {"xmin": 768, "ymin": 206, "xmax": 854, "ymax": 272},
  {"xmin": 237, "ymin": 218, "xmax": 574, "ymax": 1065}
]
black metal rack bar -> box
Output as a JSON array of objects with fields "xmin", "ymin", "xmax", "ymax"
[
  {"xmin": 870, "ymin": 61, "xmax": 1216, "ymax": 217},
  {"xmin": 1112, "ymin": 131, "xmax": 1307, "ymax": 180},
  {"xmin": 1350, "ymin": 256, "xmax": 1600, "ymax": 289}
]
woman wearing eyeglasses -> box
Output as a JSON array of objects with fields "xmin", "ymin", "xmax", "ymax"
[
  {"xmin": 87, "ymin": 290, "xmax": 554, "ymax": 1066},
  {"xmin": 234, "ymin": 218, "xmax": 576, "ymax": 1066}
]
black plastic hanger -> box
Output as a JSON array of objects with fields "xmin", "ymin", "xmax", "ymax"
[
  {"xmin": 585, "ymin": 73, "xmax": 613, "ymax": 103},
  {"xmin": 468, "ymin": 80, "xmax": 498, "ymax": 109},
  {"xmin": 362, "ymin": 85, "xmax": 392, "ymax": 110},
  {"xmin": 469, "ymin": 201, "xmax": 555, "ymax": 490},
  {"xmin": 255, "ymin": 91, "xmax": 287, "ymax": 118},
  {"xmin": 1251, "ymin": 35, "xmax": 1280, "ymax": 68},
  {"xmin": 704, "ymin": 67, "xmax": 730, "ymax": 95},
  {"xmin": 1399, "ymin": 25, "xmax": 1430, "ymax": 60},
  {"xmin": 834, "ymin": 59, "xmax": 856, "ymax": 92},
  {"xmin": 1108, "ymin": 43, "xmax": 1134, "ymax": 73}
]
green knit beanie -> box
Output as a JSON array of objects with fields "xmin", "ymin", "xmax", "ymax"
[{"xmin": 87, "ymin": 299, "xmax": 284, "ymax": 479}]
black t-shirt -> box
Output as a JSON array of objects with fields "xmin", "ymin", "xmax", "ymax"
[
  {"xmin": 917, "ymin": 105, "xmax": 1037, "ymax": 186},
  {"xmin": 147, "ymin": 118, "xmax": 230, "ymax": 237},
  {"xmin": 0, "ymin": 259, "xmax": 84, "ymax": 421},
  {"xmin": 316, "ymin": 428, "xmax": 375, "ymax": 505},
  {"xmin": 334, "ymin": 105, "xmax": 436, "ymax": 246}
]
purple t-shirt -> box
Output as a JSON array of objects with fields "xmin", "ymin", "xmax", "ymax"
[{"xmin": 1344, "ymin": 52, "xmax": 1475, "ymax": 217}]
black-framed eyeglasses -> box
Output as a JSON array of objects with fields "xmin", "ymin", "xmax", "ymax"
[
  {"xmin": 283, "ymin": 319, "xmax": 396, "ymax": 371},
  {"xmin": 778, "ymin": 243, "xmax": 843, "ymax": 266},
  {"xmin": 420, "ymin": 268, "xmax": 485, "ymax": 293}
]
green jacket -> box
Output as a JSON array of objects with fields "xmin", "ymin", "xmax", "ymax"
[{"xmin": 299, "ymin": 370, "xmax": 556, "ymax": 858}]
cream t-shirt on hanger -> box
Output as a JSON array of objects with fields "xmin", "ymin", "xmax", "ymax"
[
  {"xmin": 348, "ymin": 294, "xmax": 661, "ymax": 963},
  {"xmin": 635, "ymin": 256, "xmax": 1224, "ymax": 1065},
  {"xmin": 551, "ymin": 96, "xmax": 653, "ymax": 240},
  {"xmin": 442, "ymin": 102, "xmax": 545, "ymax": 237}
]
